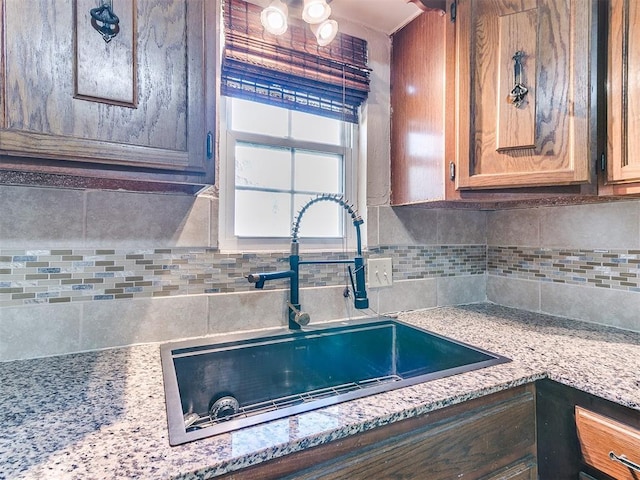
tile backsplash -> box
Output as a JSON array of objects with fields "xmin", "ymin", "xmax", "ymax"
[
  {"xmin": 0, "ymin": 245, "xmax": 486, "ymax": 308},
  {"xmin": 486, "ymin": 201, "xmax": 640, "ymax": 333},
  {"xmin": 488, "ymin": 247, "xmax": 640, "ymax": 292},
  {"xmin": 4, "ymin": 188, "xmax": 640, "ymax": 361}
]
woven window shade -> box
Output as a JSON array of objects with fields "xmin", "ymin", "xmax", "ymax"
[{"xmin": 221, "ymin": 0, "xmax": 371, "ymax": 123}]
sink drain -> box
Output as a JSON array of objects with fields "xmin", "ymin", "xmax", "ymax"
[{"xmin": 209, "ymin": 394, "xmax": 239, "ymax": 421}]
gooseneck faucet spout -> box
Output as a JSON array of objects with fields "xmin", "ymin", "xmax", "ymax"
[
  {"xmin": 247, "ymin": 271, "xmax": 293, "ymax": 289},
  {"xmin": 248, "ymin": 194, "xmax": 369, "ymax": 330}
]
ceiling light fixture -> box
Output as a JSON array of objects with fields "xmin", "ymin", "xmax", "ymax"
[
  {"xmin": 261, "ymin": 0, "xmax": 338, "ymax": 45},
  {"xmin": 302, "ymin": 0, "xmax": 331, "ymax": 24},
  {"xmin": 260, "ymin": 0, "xmax": 289, "ymax": 36},
  {"xmin": 310, "ymin": 18, "xmax": 338, "ymax": 46}
]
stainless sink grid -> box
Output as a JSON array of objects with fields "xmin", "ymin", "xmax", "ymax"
[{"xmin": 187, "ymin": 374, "xmax": 403, "ymax": 430}]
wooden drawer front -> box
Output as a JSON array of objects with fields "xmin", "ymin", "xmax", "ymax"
[{"xmin": 576, "ymin": 406, "xmax": 640, "ymax": 479}]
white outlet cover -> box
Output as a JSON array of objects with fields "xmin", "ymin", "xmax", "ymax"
[{"xmin": 367, "ymin": 258, "xmax": 393, "ymax": 288}]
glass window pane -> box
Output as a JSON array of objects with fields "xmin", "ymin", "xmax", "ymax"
[
  {"xmin": 294, "ymin": 194, "xmax": 342, "ymax": 237},
  {"xmin": 294, "ymin": 151, "xmax": 342, "ymax": 193},
  {"xmin": 235, "ymin": 190, "xmax": 291, "ymax": 237},
  {"xmin": 291, "ymin": 110, "xmax": 342, "ymax": 145},
  {"xmin": 231, "ymin": 98, "xmax": 288, "ymax": 137},
  {"xmin": 236, "ymin": 144, "xmax": 291, "ymax": 190}
]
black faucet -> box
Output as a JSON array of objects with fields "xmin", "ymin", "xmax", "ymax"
[{"xmin": 247, "ymin": 194, "xmax": 369, "ymax": 330}]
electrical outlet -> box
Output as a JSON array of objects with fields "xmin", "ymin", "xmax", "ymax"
[{"xmin": 367, "ymin": 258, "xmax": 393, "ymax": 288}]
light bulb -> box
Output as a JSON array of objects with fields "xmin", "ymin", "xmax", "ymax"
[
  {"xmin": 311, "ymin": 19, "xmax": 338, "ymax": 46},
  {"xmin": 261, "ymin": 0, "xmax": 288, "ymax": 35},
  {"xmin": 302, "ymin": 0, "xmax": 331, "ymax": 24}
]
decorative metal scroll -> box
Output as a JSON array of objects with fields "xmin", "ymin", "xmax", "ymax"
[
  {"xmin": 508, "ymin": 50, "xmax": 528, "ymax": 108},
  {"xmin": 90, "ymin": 0, "xmax": 120, "ymax": 43}
]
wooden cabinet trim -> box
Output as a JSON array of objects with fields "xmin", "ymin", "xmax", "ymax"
[{"xmin": 0, "ymin": 130, "xmax": 199, "ymax": 171}]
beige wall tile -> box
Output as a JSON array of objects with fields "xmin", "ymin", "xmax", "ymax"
[
  {"xmin": 300, "ymin": 285, "xmax": 370, "ymax": 323},
  {"xmin": 541, "ymin": 283, "xmax": 640, "ymax": 332},
  {"xmin": 85, "ymin": 191, "xmax": 210, "ymax": 247},
  {"xmin": 437, "ymin": 209, "xmax": 487, "ymax": 245},
  {"xmin": 0, "ymin": 303, "xmax": 82, "ymax": 361},
  {"xmin": 366, "ymin": 206, "xmax": 380, "ymax": 248},
  {"xmin": 378, "ymin": 206, "xmax": 438, "ymax": 245},
  {"xmin": 207, "ymin": 286, "xmax": 372, "ymax": 334},
  {"xmin": 209, "ymin": 196, "xmax": 219, "ymax": 249},
  {"xmin": 0, "ymin": 185, "xmax": 85, "ymax": 248},
  {"xmin": 487, "ymin": 208, "xmax": 540, "ymax": 247},
  {"xmin": 208, "ymin": 289, "xmax": 289, "ymax": 333},
  {"xmin": 486, "ymin": 275, "xmax": 540, "ymax": 312},
  {"xmin": 378, "ymin": 278, "xmax": 437, "ymax": 314},
  {"xmin": 81, "ymin": 296, "xmax": 208, "ymax": 350},
  {"xmin": 172, "ymin": 195, "xmax": 212, "ymax": 247},
  {"xmin": 437, "ymin": 275, "xmax": 486, "ymax": 306},
  {"xmin": 539, "ymin": 201, "xmax": 640, "ymax": 249}
]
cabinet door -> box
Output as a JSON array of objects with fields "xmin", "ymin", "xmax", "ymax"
[
  {"xmin": 390, "ymin": 9, "xmax": 448, "ymax": 205},
  {"xmin": 607, "ymin": 0, "xmax": 640, "ymax": 185},
  {"xmin": 0, "ymin": 0, "xmax": 212, "ymax": 183},
  {"xmin": 456, "ymin": 0, "xmax": 596, "ymax": 189}
]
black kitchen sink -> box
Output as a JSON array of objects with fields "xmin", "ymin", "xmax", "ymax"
[{"xmin": 160, "ymin": 317, "xmax": 510, "ymax": 445}]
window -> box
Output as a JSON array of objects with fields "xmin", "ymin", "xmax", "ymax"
[
  {"xmin": 219, "ymin": 0, "xmax": 370, "ymax": 252},
  {"xmin": 220, "ymin": 97, "xmax": 357, "ymax": 251}
]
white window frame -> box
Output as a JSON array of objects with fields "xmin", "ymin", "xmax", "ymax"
[{"xmin": 219, "ymin": 97, "xmax": 360, "ymax": 253}]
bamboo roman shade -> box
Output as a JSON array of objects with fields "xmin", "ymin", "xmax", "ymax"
[{"xmin": 221, "ymin": 0, "xmax": 371, "ymax": 123}]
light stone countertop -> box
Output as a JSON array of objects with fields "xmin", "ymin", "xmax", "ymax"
[{"xmin": 1, "ymin": 304, "xmax": 639, "ymax": 480}]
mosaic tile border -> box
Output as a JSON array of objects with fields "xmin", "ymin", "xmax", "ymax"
[
  {"xmin": 372, "ymin": 245, "xmax": 486, "ymax": 279},
  {"xmin": 488, "ymin": 246, "xmax": 640, "ymax": 292},
  {"xmin": 0, "ymin": 246, "xmax": 486, "ymax": 307}
]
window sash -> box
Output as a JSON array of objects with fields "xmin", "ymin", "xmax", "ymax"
[{"xmin": 219, "ymin": 98, "xmax": 358, "ymax": 252}]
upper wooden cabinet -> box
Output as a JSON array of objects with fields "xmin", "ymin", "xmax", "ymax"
[
  {"xmin": 605, "ymin": 0, "xmax": 640, "ymax": 192},
  {"xmin": 456, "ymin": 0, "xmax": 597, "ymax": 190},
  {"xmin": 390, "ymin": 8, "xmax": 455, "ymax": 205},
  {"xmin": 0, "ymin": 0, "xmax": 215, "ymax": 188}
]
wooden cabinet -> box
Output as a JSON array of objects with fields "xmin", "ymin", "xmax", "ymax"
[
  {"xmin": 536, "ymin": 379, "xmax": 640, "ymax": 480},
  {"xmin": 575, "ymin": 406, "xmax": 640, "ymax": 480},
  {"xmin": 0, "ymin": 0, "xmax": 215, "ymax": 188},
  {"xmin": 603, "ymin": 0, "xmax": 640, "ymax": 195},
  {"xmin": 221, "ymin": 384, "xmax": 537, "ymax": 480},
  {"xmin": 390, "ymin": 1, "xmax": 601, "ymax": 205},
  {"xmin": 455, "ymin": 0, "xmax": 597, "ymax": 190}
]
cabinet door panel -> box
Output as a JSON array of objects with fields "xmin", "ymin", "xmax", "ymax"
[
  {"xmin": 390, "ymin": 10, "xmax": 447, "ymax": 205},
  {"xmin": 607, "ymin": 0, "xmax": 640, "ymax": 184},
  {"xmin": 0, "ymin": 0, "xmax": 208, "ymax": 176},
  {"xmin": 457, "ymin": 0, "xmax": 594, "ymax": 189}
]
